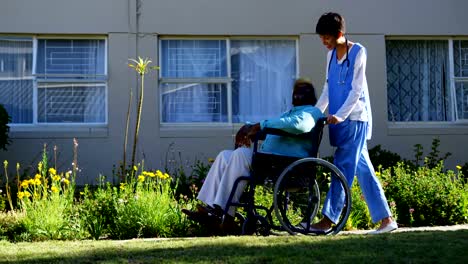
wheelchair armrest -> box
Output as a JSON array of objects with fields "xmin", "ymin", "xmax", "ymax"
[
  {"xmin": 255, "ymin": 127, "xmax": 309, "ymax": 141},
  {"xmin": 254, "ymin": 117, "xmax": 327, "ymax": 141},
  {"xmin": 252, "ymin": 116, "xmax": 327, "ymax": 155}
]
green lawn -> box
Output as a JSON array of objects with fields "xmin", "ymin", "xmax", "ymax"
[{"xmin": 1, "ymin": 230, "xmax": 467, "ymax": 263}]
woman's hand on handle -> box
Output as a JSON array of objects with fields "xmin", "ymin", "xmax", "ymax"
[{"xmin": 327, "ymin": 114, "xmax": 344, "ymax": 125}]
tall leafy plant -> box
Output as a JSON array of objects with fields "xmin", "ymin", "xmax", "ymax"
[{"xmin": 126, "ymin": 57, "xmax": 159, "ymax": 175}]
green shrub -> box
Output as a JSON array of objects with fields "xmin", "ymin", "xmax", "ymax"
[
  {"xmin": 0, "ymin": 211, "xmax": 27, "ymax": 241},
  {"xmin": 78, "ymin": 181, "xmax": 118, "ymax": 240},
  {"xmin": 110, "ymin": 169, "xmax": 194, "ymax": 239},
  {"xmin": 368, "ymin": 145, "xmax": 406, "ymax": 170},
  {"xmin": 459, "ymin": 163, "xmax": 468, "ymax": 182},
  {"xmin": 381, "ymin": 161, "xmax": 468, "ymax": 227},
  {"xmin": 16, "ymin": 147, "xmax": 84, "ymax": 241},
  {"xmin": 0, "ymin": 104, "xmax": 11, "ymax": 151},
  {"xmin": 0, "ymin": 189, "xmax": 5, "ymax": 211}
]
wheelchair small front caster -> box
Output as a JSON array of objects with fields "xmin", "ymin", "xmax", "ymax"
[{"xmin": 241, "ymin": 215, "xmax": 270, "ymax": 236}]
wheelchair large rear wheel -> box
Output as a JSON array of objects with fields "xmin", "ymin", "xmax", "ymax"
[{"xmin": 273, "ymin": 158, "xmax": 351, "ymax": 235}]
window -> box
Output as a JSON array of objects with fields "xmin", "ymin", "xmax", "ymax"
[
  {"xmin": 159, "ymin": 38, "xmax": 297, "ymax": 124},
  {"xmin": 386, "ymin": 39, "xmax": 468, "ymax": 122},
  {"xmin": 453, "ymin": 40, "xmax": 468, "ymax": 120},
  {"xmin": 0, "ymin": 37, "xmax": 107, "ymax": 125},
  {"xmin": 0, "ymin": 37, "xmax": 33, "ymax": 124}
]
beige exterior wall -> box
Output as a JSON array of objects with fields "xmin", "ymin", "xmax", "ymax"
[{"xmin": 1, "ymin": 0, "xmax": 467, "ymax": 184}]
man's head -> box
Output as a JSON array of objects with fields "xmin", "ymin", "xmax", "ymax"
[
  {"xmin": 316, "ymin": 12, "xmax": 346, "ymax": 50},
  {"xmin": 292, "ymin": 78, "xmax": 317, "ymax": 107}
]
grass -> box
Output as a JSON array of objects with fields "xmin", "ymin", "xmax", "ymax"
[{"xmin": 0, "ymin": 230, "xmax": 467, "ymax": 263}]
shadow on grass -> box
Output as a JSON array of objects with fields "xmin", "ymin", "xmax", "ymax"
[{"xmin": 2, "ymin": 230, "xmax": 468, "ymax": 263}]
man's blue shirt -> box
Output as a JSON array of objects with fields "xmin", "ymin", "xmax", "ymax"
[{"xmin": 259, "ymin": 105, "xmax": 324, "ymax": 158}]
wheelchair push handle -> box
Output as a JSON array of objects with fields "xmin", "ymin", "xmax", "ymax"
[{"xmin": 317, "ymin": 116, "xmax": 328, "ymax": 125}]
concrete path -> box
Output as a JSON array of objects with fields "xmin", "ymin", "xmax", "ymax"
[{"xmin": 340, "ymin": 224, "xmax": 468, "ymax": 235}]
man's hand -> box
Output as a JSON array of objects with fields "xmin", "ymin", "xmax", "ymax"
[
  {"xmin": 327, "ymin": 114, "xmax": 344, "ymax": 125},
  {"xmin": 246, "ymin": 123, "xmax": 261, "ymax": 140},
  {"xmin": 235, "ymin": 124, "xmax": 254, "ymax": 148}
]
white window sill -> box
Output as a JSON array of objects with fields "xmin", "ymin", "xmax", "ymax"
[
  {"xmin": 9, "ymin": 125, "xmax": 108, "ymax": 138},
  {"xmin": 388, "ymin": 122, "xmax": 468, "ymax": 135}
]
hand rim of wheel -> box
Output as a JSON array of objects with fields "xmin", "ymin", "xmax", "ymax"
[{"xmin": 273, "ymin": 157, "xmax": 352, "ymax": 235}]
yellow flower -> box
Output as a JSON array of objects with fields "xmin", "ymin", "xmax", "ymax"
[
  {"xmin": 80, "ymin": 192, "xmax": 85, "ymax": 195},
  {"xmin": 16, "ymin": 163, "xmax": 20, "ymax": 170},
  {"xmin": 17, "ymin": 192, "xmax": 25, "ymax": 199},
  {"xmin": 138, "ymin": 175, "xmax": 145, "ymax": 182},
  {"xmin": 51, "ymin": 186, "xmax": 59, "ymax": 193},
  {"xmin": 456, "ymin": 165, "xmax": 462, "ymax": 170},
  {"xmin": 156, "ymin": 170, "xmax": 164, "ymax": 179},
  {"xmin": 163, "ymin": 173, "xmax": 171, "ymax": 180},
  {"xmin": 38, "ymin": 162, "xmax": 43, "ymax": 172},
  {"xmin": 53, "ymin": 175, "xmax": 61, "ymax": 181},
  {"xmin": 375, "ymin": 171, "xmax": 381, "ymax": 176},
  {"xmin": 63, "ymin": 179, "xmax": 70, "ymax": 185},
  {"xmin": 133, "ymin": 165, "xmax": 138, "ymax": 171},
  {"xmin": 24, "ymin": 191, "xmax": 31, "ymax": 198},
  {"xmin": 142, "ymin": 171, "xmax": 156, "ymax": 177},
  {"xmin": 28, "ymin": 179, "xmax": 35, "ymax": 185},
  {"xmin": 208, "ymin": 158, "xmax": 215, "ymax": 163},
  {"xmin": 34, "ymin": 174, "xmax": 41, "ymax": 180},
  {"xmin": 49, "ymin": 168, "xmax": 57, "ymax": 175},
  {"xmin": 21, "ymin": 180, "xmax": 29, "ymax": 188},
  {"xmin": 65, "ymin": 171, "xmax": 71, "ymax": 178},
  {"xmin": 3, "ymin": 160, "xmax": 8, "ymax": 168},
  {"xmin": 120, "ymin": 183, "xmax": 126, "ymax": 190},
  {"xmin": 34, "ymin": 178, "xmax": 41, "ymax": 185}
]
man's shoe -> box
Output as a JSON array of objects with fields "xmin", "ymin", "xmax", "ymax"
[
  {"xmin": 196, "ymin": 204, "xmax": 214, "ymax": 214},
  {"xmin": 220, "ymin": 215, "xmax": 241, "ymax": 235},
  {"xmin": 299, "ymin": 222, "xmax": 331, "ymax": 233},
  {"xmin": 182, "ymin": 208, "xmax": 208, "ymax": 222},
  {"xmin": 368, "ymin": 221, "xmax": 398, "ymax": 235}
]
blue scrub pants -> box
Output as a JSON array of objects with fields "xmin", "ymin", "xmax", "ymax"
[{"xmin": 322, "ymin": 120, "xmax": 391, "ymax": 224}]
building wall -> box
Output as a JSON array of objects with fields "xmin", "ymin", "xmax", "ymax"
[{"xmin": 1, "ymin": 0, "xmax": 467, "ymax": 184}]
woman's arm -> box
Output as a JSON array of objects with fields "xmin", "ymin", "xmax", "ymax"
[
  {"xmin": 334, "ymin": 48, "xmax": 367, "ymax": 121},
  {"xmin": 315, "ymin": 50, "xmax": 332, "ymax": 113}
]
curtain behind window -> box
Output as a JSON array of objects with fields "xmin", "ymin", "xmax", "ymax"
[
  {"xmin": 386, "ymin": 40, "xmax": 452, "ymax": 121},
  {"xmin": 231, "ymin": 40, "xmax": 296, "ymax": 123},
  {"xmin": 0, "ymin": 37, "xmax": 33, "ymax": 123}
]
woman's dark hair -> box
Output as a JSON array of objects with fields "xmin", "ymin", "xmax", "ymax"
[
  {"xmin": 293, "ymin": 79, "xmax": 317, "ymax": 106},
  {"xmin": 316, "ymin": 12, "xmax": 346, "ymax": 37}
]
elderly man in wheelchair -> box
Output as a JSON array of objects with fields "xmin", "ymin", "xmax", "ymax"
[{"xmin": 182, "ymin": 79, "xmax": 351, "ymax": 236}]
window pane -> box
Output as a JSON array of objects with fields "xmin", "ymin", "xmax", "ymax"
[
  {"xmin": 453, "ymin": 40, "xmax": 468, "ymax": 78},
  {"xmin": 161, "ymin": 40, "xmax": 227, "ymax": 78},
  {"xmin": 37, "ymin": 83, "xmax": 106, "ymax": 123},
  {"xmin": 455, "ymin": 82, "xmax": 468, "ymax": 120},
  {"xmin": 37, "ymin": 39, "xmax": 106, "ymax": 79},
  {"xmin": 161, "ymin": 83, "xmax": 227, "ymax": 122},
  {"xmin": 230, "ymin": 40, "xmax": 296, "ymax": 123},
  {"xmin": 0, "ymin": 37, "xmax": 33, "ymax": 123},
  {"xmin": 386, "ymin": 40, "xmax": 452, "ymax": 121}
]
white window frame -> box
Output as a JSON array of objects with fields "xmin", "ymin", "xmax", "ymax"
[
  {"xmin": 158, "ymin": 36, "xmax": 299, "ymax": 127},
  {"xmin": 1, "ymin": 35, "xmax": 109, "ymax": 130},
  {"xmin": 450, "ymin": 38, "xmax": 468, "ymax": 123},
  {"xmin": 386, "ymin": 36, "xmax": 468, "ymax": 133}
]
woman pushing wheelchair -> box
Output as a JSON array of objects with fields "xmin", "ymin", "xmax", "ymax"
[{"xmin": 311, "ymin": 12, "xmax": 397, "ymax": 234}]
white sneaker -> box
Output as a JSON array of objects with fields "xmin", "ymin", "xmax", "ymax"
[{"xmin": 368, "ymin": 221, "xmax": 398, "ymax": 235}]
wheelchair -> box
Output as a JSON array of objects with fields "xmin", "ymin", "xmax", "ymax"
[{"xmin": 222, "ymin": 117, "xmax": 351, "ymax": 236}]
